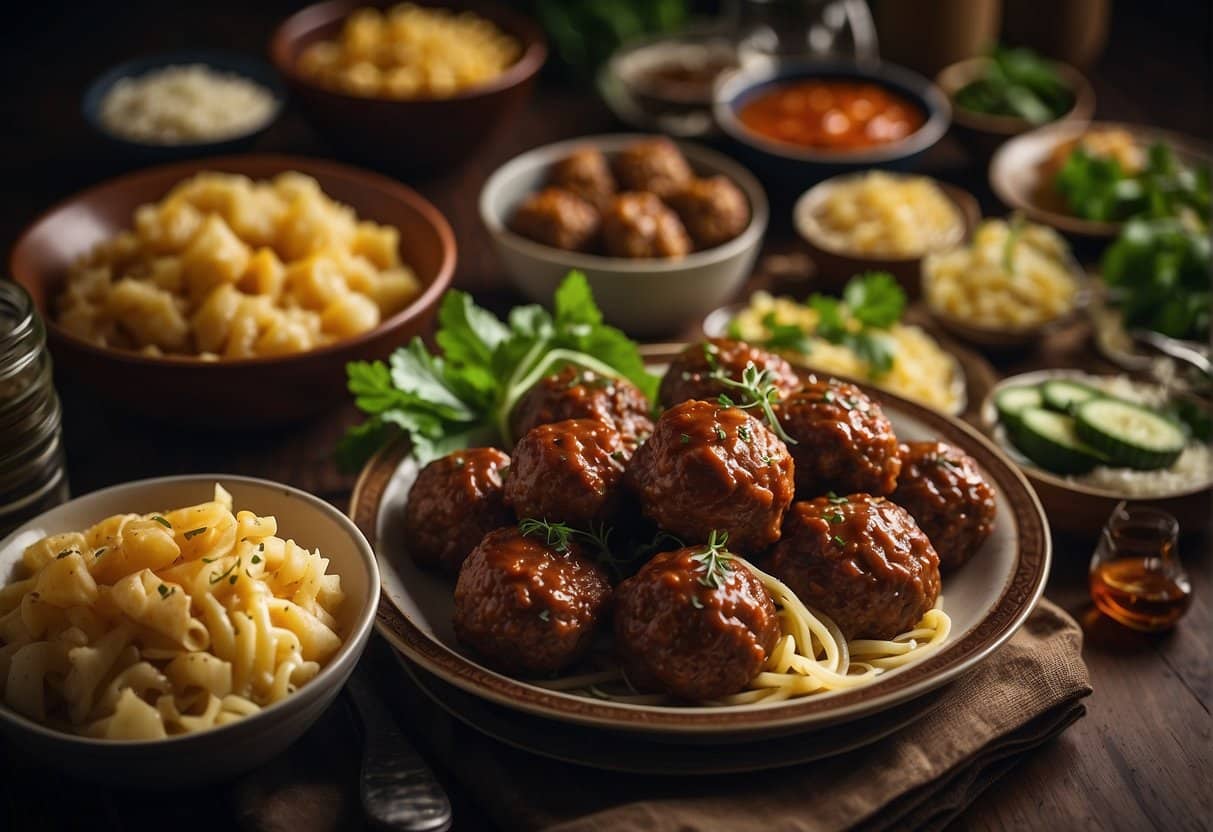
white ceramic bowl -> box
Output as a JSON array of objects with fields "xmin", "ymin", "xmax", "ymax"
[
  {"xmin": 479, "ymin": 133, "xmax": 768, "ymax": 337},
  {"xmin": 0, "ymin": 475, "xmax": 379, "ymax": 787}
]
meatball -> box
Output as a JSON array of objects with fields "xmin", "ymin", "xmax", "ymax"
[
  {"xmin": 666, "ymin": 176, "xmax": 750, "ymax": 250},
  {"xmin": 549, "ymin": 146, "xmax": 616, "ymax": 209},
  {"xmin": 614, "ymin": 545, "xmax": 780, "ymax": 700},
  {"xmin": 454, "ymin": 527, "xmax": 611, "ymax": 674},
  {"xmin": 658, "ymin": 338, "xmax": 801, "ymax": 409},
  {"xmin": 775, "ymin": 378, "xmax": 901, "ymax": 497},
  {"xmin": 891, "ymin": 441, "xmax": 996, "ymax": 572},
  {"xmin": 403, "ymin": 448, "xmax": 512, "ymax": 573},
  {"xmin": 601, "ymin": 192, "xmax": 691, "ymax": 259},
  {"xmin": 510, "ymin": 365, "xmax": 654, "ymax": 448},
  {"xmin": 767, "ymin": 495, "xmax": 941, "ymax": 640},
  {"xmin": 509, "ymin": 187, "xmax": 599, "ymax": 252},
  {"xmin": 626, "ymin": 400, "xmax": 795, "ymax": 553},
  {"xmin": 505, "ymin": 419, "xmax": 628, "ymax": 526},
  {"xmin": 613, "ymin": 137, "xmax": 694, "ymax": 198}
]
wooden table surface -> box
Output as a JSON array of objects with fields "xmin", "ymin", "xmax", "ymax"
[{"xmin": 1, "ymin": 2, "xmax": 1210, "ymax": 830}]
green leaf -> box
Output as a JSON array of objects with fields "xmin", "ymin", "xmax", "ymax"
[
  {"xmin": 809, "ymin": 295, "xmax": 848, "ymax": 342},
  {"xmin": 848, "ymin": 331, "xmax": 896, "ymax": 379},
  {"xmin": 553, "ymin": 270, "xmax": 602, "ymax": 327},
  {"xmin": 843, "ymin": 272, "xmax": 905, "ymax": 328},
  {"xmin": 434, "ymin": 291, "xmax": 510, "ymax": 369},
  {"xmin": 336, "ymin": 417, "xmax": 397, "ymax": 473},
  {"xmin": 389, "ymin": 339, "xmax": 477, "ymax": 422}
]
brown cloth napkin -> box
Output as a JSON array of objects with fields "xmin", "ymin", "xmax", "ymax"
[{"xmin": 373, "ymin": 597, "xmax": 1089, "ymax": 832}]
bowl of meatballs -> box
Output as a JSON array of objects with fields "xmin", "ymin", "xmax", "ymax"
[
  {"xmin": 479, "ymin": 134, "xmax": 768, "ymax": 337},
  {"xmin": 354, "ymin": 338, "xmax": 1050, "ymax": 736}
]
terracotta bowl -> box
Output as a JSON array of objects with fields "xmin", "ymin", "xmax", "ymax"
[
  {"xmin": 9, "ymin": 154, "xmax": 455, "ymax": 428},
  {"xmin": 989, "ymin": 120, "xmax": 1211, "ymax": 240},
  {"xmin": 936, "ymin": 57, "xmax": 1095, "ymax": 161},
  {"xmin": 792, "ymin": 173, "xmax": 980, "ymax": 298},
  {"xmin": 270, "ymin": 0, "xmax": 546, "ymax": 173}
]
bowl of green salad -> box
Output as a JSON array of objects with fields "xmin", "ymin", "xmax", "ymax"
[{"xmin": 937, "ymin": 46, "xmax": 1094, "ymax": 158}]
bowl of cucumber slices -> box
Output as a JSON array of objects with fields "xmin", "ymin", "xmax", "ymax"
[{"xmin": 982, "ymin": 369, "xmax": 1213, "ymax": 537}]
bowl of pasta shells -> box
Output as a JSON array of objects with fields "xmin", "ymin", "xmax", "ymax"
[
  {"xmin": 10, "ymin": 154, "xmax": 455, "ymax": 427},
  {"xmin": 0, "ymin": 475, "xmax": 378, "ymax": 786}
]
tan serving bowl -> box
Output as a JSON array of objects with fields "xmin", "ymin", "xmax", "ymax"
[
  {"xmin": 936, "ymin": 56, "xmax": 1095, "ymax": 160},
  {"xmin": 10, "ymin": 154, "xmax": 455, "ymax": 428},
  {"xmin": 793, "ymin": 172, "xmax": 981, "ymax": 298}
]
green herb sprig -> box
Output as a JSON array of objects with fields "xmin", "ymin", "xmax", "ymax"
[
  {"xmin": 715, "ymin": 363, "xmax": 797, "ymax": 445},
  {"xmin": 691, "ymin": 529, "xmax": 733, "ymax": 590}
]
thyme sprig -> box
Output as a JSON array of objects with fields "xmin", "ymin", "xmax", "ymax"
[
  {"xmin": 713, "ymin": 363, "xmax": 797, "ymax": 445},
  {"xmin": 691, "ymin": 529, "xmax": 733, "ymax": 590},
  {"xmin": 518, "ymin": 517, "xmax": 639, "ymax": 580}
]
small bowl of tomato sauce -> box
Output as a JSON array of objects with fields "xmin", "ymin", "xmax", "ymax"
[{"xmin": 714, "ymin": 60, "xmax": 950, "ymax": 188}]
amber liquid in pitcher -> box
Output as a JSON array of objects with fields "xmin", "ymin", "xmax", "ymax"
[{"xmin": 1089, "ymin": 520, "xmax": 1192, "ymax": 632}]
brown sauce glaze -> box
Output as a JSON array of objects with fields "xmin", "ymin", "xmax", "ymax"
[
  {"xmin": 658, "ymin": 338, "xmax": 801, "ymax": 410},
  {"xmin": 505, "ymin": 418, "xmax": 629, "ymax": 526},
  {"xmin": 510, "ymin": 365, "xmax": 654, "ymax": 448}
]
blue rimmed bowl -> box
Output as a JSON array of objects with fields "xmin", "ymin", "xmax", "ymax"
[
  {"xmin": 713, "ymin": 59, "xmax": 951, "ymax": 191},
  {"xmin": 82, "ymin": 50, "xmax": 286, "ymax": 164}
]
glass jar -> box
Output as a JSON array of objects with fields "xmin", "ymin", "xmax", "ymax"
[{"xmin": 0, "ymin": 281, "xmax": 69, "ymax": 537}]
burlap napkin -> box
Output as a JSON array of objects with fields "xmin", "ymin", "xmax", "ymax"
[{"xmin": 234, "ymin": 597, "xmax": 1089, "ymax": 832}]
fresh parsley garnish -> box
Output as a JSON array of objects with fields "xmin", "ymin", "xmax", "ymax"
[
  {"xmin": 152, "ymin": 515, "xmax": 171, "ymax": 528},
  {"xmin": 337, "ymin": 272, "xmax": 659, "ymax": 469},
  {"xmin": 183, "ymin": 527, "xmax": 208, "ymax": 540},
  {"xmin": 157, "ymin": 584, "xmax": 176, "ymax": 599}
]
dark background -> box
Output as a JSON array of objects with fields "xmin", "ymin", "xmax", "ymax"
[{"xmin": 0, "ymin": 3, "xmax": 1210, "ymax": 831}]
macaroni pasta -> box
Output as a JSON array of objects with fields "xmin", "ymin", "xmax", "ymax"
[{"xmin": 0, "ymin": 485, "xmax": 345, "ymax": 739}]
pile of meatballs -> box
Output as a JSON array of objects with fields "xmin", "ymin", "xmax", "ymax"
[
  {"xmin": 509, "ymin": 136, "xmax": 750, "ymax": 259},
  {"xmin": 402, "ymin": 338, "xmax": 997, "ymax": 702}
]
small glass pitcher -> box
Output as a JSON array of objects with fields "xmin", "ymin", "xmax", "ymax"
[{"xmin": 1088, "ymin": 502, "xmax": 1192, "ymax": 632}]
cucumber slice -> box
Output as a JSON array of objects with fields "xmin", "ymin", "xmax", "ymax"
[
  {"xmin": 1074, "ymin": 398, "xmax": 1187, "ymax": 470},
  {"xmin": 1041, "ymin": 380, "xmax": 1103, "ymax": 413},
  {"xmin": 995, "ymin": 386, "xmax": 1044, "ymax": 429},
  {"xmin": 1012, "ymin": 408, "xmax": 1108, "ymax": 474}
]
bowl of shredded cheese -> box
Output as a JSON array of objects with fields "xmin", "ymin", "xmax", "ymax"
[
  {"xmin": 82, "ymin": 51, "xmax": 285, "ymax": 161},
  {"xmin": 923, "ymin": 217, "xmax": 1087, "ymax": 350},
  {"xmin": 794, "ymin": 171, "xmax": 979, "ymax": 297}
]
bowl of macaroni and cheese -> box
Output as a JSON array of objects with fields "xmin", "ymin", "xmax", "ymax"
[
  {"xmin": 0, "ymin": 475, "xmax": 379, "ymax": 786},
  {"xmin": 793, "ymin": 171, "xmax": 980, "ymax": 297},
  {"xmin": 270, "ymin": 0, "xmax": 547, "ymax": 172},
  {"xmin": 10, "ymin": 154, "xmax": 455, "ymax": 427}
]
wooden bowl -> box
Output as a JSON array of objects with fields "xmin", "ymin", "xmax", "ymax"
[
  {"xmin": 270, "ymin": 0, "xmax": 546, "ymax": 174},
  {"xmin": 936, "ymin": 57, "xmax": 1095, "ymax": 160},
  {"xmin": 980, "ymin": 370, "xmax": 1213, "ymax": 538},
  {"xmin": 9, "ymin": 154, "xmax": 455, "ymax": 428},
  {"xmin": 989, "ymin": 120, "xmax": 1211, "ymax": 239},
  {"xmin": 792, "ymin": 173, "xmax": 980, "ymax": 298}
]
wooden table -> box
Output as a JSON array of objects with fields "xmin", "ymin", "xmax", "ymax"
[{"xmin": 1, "ymin": 2, "xmax": 1209, "ymax": 830}]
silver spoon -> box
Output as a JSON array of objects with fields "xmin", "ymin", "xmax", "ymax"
[
  {"xmin": 1129, "ymin": 329, "xmax": 1213, "ymax": 379},
  {"xmin": 346, "ymin": 667, "xmax": 453, "ymax": 832}
]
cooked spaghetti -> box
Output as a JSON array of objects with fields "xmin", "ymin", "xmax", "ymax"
[{"xmin": 532, "ymin": 557, "xmax": 952, "ymax": 706}]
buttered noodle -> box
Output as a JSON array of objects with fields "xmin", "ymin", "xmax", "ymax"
[{"xmin": 534, "ymin": 557, "xmax": 951, "ymax": 706}]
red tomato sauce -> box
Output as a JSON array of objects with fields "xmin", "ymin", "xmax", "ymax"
[{"xmin": 737, "ymin": 80, "xmax": 926, "ymax": 152}]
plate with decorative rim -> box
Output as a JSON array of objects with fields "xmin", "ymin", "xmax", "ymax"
[{"xmin": 350, "ymin": 346, "xmax": 1050, "ymax": 739}]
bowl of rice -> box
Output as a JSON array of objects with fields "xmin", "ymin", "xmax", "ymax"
[
  {"xmin": 793, "ymin": 171, "xmax": 980, "ymax": 297},
  {"xmin": 981, "ymin": 369, "xmax": 1213, "ymax": 537},
  {"xmin": 270, "ymin": 0, "xmax": 546, "ymax": 173},
  {"xmin": 82, "ymin": 50, "xmax": 286, "ymax": 162}
]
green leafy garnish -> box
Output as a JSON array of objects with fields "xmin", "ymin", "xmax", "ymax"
[
  {"xmin": 183, "ymin": 527, "xmax": 208, "ymax": 540},
  {"xmin": 953, "ymin": 45, "xmax": 1074, "ymax": 124},
  {"xmin": 1101, "ymin": 218, "xmax": 1211, "ymax": 340},
  {"xmin": 517, "ymin": 517, "xmax": 639, "ymax": 580},
  {"xmin": 744, "ymin": 272, "xmax": 905, "ymax": 381},
  {"xmin": 714, "ymin": 363, "xmax": 797, "ymax": 444},
  {"xmin": 691, "ymin": 530, "xmax": 733, "ymax": 590},
  {"xmin": 1056, "ymin": 141, "xmax": 1210, "ymax": 224},
  {"xmin": 337, "ymin": 272, "xmax": 659, "ymax": 470},
  {"xmin": 152, "ymin": 515, "xmax": 171, "ymax": 529}
]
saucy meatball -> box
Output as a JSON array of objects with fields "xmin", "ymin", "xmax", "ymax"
[
  {"xmin": 892, "ymin": 441, "xmax": 996, "ymax": 572},
  {"xmin": 454, "ymin": 527, "xmax": 611, "ymax": 674},
  {"xmin": 510, "ymin": 365, "xmax": 654, "ymax": 448},
  {"xmin": 627, "ymin": 400, "xmax": 795, "ymax": 553},
  {"xmin": 658, "ymin": 338, "xmax": 801, "ymax": 410},
  {"xmin": 612, "ymin": 136, "xmax": 694, "ymax": 198},
  {"xmin": 403, "ymin": 448, "xmax": 512, "ymax": 573},
  {"xmin": 667, "ymin": 175, "xmax": 750, "ymax": 250},
  {"xmin": 550, "ymin": 146, "xmax": 616, "ymax": 209},
  {"xmin": 775, "ymin": 378, "xmax": 901, "ymax": 497},
  {"xmin": 767, "ymin": 495, "xmax": 940, "ymax": 640},
  {"xmin": 510, "ymin": 187, "xmax": 599, "ymax": 252},
  {"xmin": 614, "ymin": 544, "xmax": 780, "ymax": 700},
  {"xmin": 505, "ymin": 419, "xmax": 628, "ymax": 526},
  {"xmin": 601, "ymin": 192, "xmax": 691, "ymax": 259}
]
